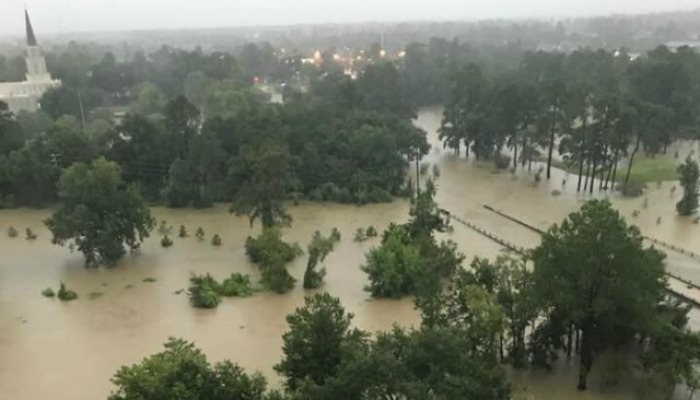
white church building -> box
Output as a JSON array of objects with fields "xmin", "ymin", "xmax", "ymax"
[{"xmin": 0, "ymin": 10, "xmax": 61, "ymax": 114}]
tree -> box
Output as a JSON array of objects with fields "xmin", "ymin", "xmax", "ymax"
[
  {"xmin": 531, "ymin": 200, "xmax": 667, "ymax": 390},
  {"xmin": 362, "ymin": 224, "xmax": 423, "ymax": 298},
  {"xmin": 109, "ymin": 338, "xmax": 269, "ymax": 400},
  {"xmin": 164, "ymin": 95, "xmax": 201, "ymax": 158},
  {"xmin": 245, "ymin": 228, "xmax": 301, "ymax": 293},
  {"xmin": 0, "ymin": 101, "xmax": 23, "ymax": 155},
  {"xmin": 676, "ymin": 156, "xmax": 699, "ymax": 216},
  {"xmin": 367, "ymin": 326, "xmax": 510, "ymax": 400},
  {"xmin": 275, "ymin": 293, "xmax": 367, "ymax": 391},
  {"xmin": 45, "ymin": 158, "xmax": 155, "ymax": 267},
  {"xmin": 229, "ymin": 142, "xmax": 293, "ymax": 229},
  {"xmin": 39, "ymin": 85, "xmax": 91, "ymax": 120},
  {"xmin": 303, "ymin": 231, "xmax": 339, "ymax": 289}
]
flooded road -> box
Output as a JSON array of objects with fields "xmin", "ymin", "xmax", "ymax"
[{"xmin": 0, "ymin": 107, "xmax": 698, "ymax": 400}]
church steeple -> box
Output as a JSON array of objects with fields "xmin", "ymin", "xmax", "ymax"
[{"xmin": 25, "ymin": 9, "xmax": 38, "ymax": 47}]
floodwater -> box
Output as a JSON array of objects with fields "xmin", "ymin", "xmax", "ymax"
[{"xmin": 1, "ymin": 107, "xmax": 699, "ymax": 400}]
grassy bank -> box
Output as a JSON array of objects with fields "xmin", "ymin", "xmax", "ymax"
[{"xmin": 545, "ymin": 155, "xmax": 678, "ymax": 183}]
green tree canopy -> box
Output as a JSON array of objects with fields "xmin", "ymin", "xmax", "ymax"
[
  {"xmin": 531, "ymin": 199, "xmax": 667, "ymax": 390},
  {"xmin": 109, "ymin": 338, "xmax": 270, "ymax": 400},
  {"xmin": 45, "ymin": 158, "xmax": 155, "ymax": 267}
]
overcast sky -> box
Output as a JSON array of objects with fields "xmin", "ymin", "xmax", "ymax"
[{"xmin": 2, "ymin": 0, "xmax": 699, "ymax": 37}]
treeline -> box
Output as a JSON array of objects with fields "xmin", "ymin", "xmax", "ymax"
[
  {"xmin": 0, "ymin": 57, "xmax": 426, "ymax": 208},
  {"xmin": 435, "ymin": 45, "xmax": 700, "ymax": 193}
]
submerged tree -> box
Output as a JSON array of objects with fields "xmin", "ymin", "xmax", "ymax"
[
  {"xmin": 229, "ymin": 142, "xmax": 294, "ymax": 229},
  {"xmin": 45, "ymin": 158, "xmax": 154, "ymax": 267},
  {"xmin": 303, "ymin": 230, "xmax": 340, "ymax": 289},
  {"xmin": 676, "ymin": 156, "xmax": 699, "ymax": 216},
  {"xmin": 531, "ymin": 200, "xmax": 666, "ymax": 390}
]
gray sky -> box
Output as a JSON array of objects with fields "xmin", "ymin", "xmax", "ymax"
[{"xmin": 2, "ymin": 0, "xmax": 699, "ymax": 36}]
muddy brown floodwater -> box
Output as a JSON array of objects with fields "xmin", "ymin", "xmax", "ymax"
[{"xmin": 1, "ymin": 107, "xmax": 699, "ymax": 400}]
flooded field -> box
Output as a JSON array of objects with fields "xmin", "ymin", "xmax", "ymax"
[{"xmin": 1, "ymin": 107, "xmax": 699, "ymax": 399}]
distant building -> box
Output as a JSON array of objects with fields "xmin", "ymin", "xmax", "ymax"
[{"xmin": 0, "ymin": 10, "xmax": 61, "ymax": 114}]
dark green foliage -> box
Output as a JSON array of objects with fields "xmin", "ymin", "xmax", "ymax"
[
  {"xmin": 330, "ymin": 227, "xmax": 341, "ymax": 242},
  {"xmin": 188, "ymin": 274, "xmax": 221, "ymax": 309},
  {"xmin": 677, "ymin": 156, "xmax": 699, "ymax": 216},
  {"xmin": 531, "ymin": 200, "xmax": 667, "ymax": 390},
  {"xmin": 365, "ymin": 226, "xmax": 378, "ymax": 237},
  {"xmin": 25, "ymin": 228, "xmax": 37, "ymax": 240},
  {"xmin": 7, "ymin": 226, "xmax": 17, "ymax": 238},
  {"xmin": 303, "ymin": 231, "xmax": 340, "ymax": 289},
  {"xmin": 353, "ymin": 227, "xmax": 367, "ymax": 242},
  {"xmin": 108, "ymin": 338, "xmax": 269, "ymax": 400},
  {"xmin": 229, "ymin": 142, "xmax": 293, "ymax": 229},
  {"xmin": 363, "ymin": 182, "xmax": 460, "ymax": 298},
  {"xmin": 45, "ymin": 158, "xmax": 154, "ymax": 267},
  {"xmin": 178, "ymin": 225, "xmax": 188, "ymax": 238},
  {"xmin": 362, "ymin": 225, "xmax": 422, "ymax": 298},
  {"xmin": 275, "ymin": 293, "xmax": 365, "ymax": 391},
  {"xmin": 160, "ymin": 236, "xmax": 173, "ymax": 248},
  {"xmin": 245, "ymin": 229, "xmax": 301, "ymax": 294},
  {"xmin": 219, "ymin": 273, "xmax": 254, "ymax": 297},
  {"xmin": 282, "ymin": 292, "xmax": 510, "ymax": 400},
  {"xmin": 195, "ymin": 227, "xmax": 205, "ymax": 241},
  {"xmin": 143, "ymin": 277, "xmax": 157, "ymax": 283},
  {"xmin": 57, "ymin": 282, "xmax": 78, "ymax": 301},
  {"xmin": 245, "ymin": 229, "xmax": 301, "ymax": 265},
  {"xmin": 211, "ymin": 234, "xmax": 222, "ymax": 247},
  {"xmin": 41, "ymin": 287, "xmax": 55, "ymax": 297}
]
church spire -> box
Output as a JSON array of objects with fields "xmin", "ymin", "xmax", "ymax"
[{"xmin": 25, "ymin": 9, "xmax": 38, "ymax": 47}]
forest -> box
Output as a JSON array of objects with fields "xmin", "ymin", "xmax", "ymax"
[{"xmin": 2, "ymin": 38, "xmax": 700, "ymax": 208}]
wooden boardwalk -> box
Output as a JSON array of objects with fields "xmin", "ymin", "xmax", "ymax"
[{"xmin": 452, "ymin": 205, "xmax": 700, "ymax": 308}]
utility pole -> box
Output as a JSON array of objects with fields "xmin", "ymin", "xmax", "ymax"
[{"xmin": 78, "ymin": 91, "xmax": 86, "ymax": 130}]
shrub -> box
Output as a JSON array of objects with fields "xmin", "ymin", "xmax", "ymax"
[
  {"xmin": 178, "ymin": 225, "xmax": 188, "ymax": 238},
  {"xmin": 330, "ymin": 227, "xmax": 341, "ymax": 242},
  {"xmin": 219, "ymin": 273, "xmax": 253, "ymax": 297},
  {"xmin": 261, "ymin": 262, "xmax": 296, "ymax": 294},
  {"xmin": 25, "ymin": 228, "xmax": 37, "ymax": 240},
  {"xmin": 366, "ymin": 187, "xmax": 392, "ymax": 204},
  {"xmin": 354, "ymin": 227, "xmax": 367, "ymax": 242},
  {"xmin": 495, "ymin": 154, "xmax": 511, "ymax": 170},
  {"xmin": 143, "ymin": 277, "xmax": 157, "ymax": 283},
  {"xmin": 303, "ymin": 231, "xmax": 339, "ymax": 289},
  {"xmin": 245, "ymin": 229, "xmax": 301, "ymax": 293},
  {"xmin": 41, "ymin": 287, "xmax": 55, "ymax": 297},
  {"xmin": 211, "ymin": 234, "xmax": 222, "ymax": 246},
  {"xmin": 188, "ymin": 273, "xmax": 221, "ymax": 308},
  {"xmin": 161, "ymin": 235, "xmax": 173, "ymax": 248},
  {"xmin": 7, "ymin": 226, "xmax": 18, "ymax": 238},
  {"xmin": 245, "ymin": 229, "xmax": 302, "ymax": 265},
  {"xmin": 366, "ymin": 226, "xmax": 378, "ymax": 237},
  {"xmin": 157, "ymin": 220, "xmax": 173, "ymax": 236},
  {"xmin": 57, "ymin": 282, "xmax": 78, "ymax": 301},
  {"xmin": 361, "ymin": 226, "xmax": 422, "ymax": 298},
  {"xmin": 195, "ymin": 227, "xmax": 205, "ymax": 241}
]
